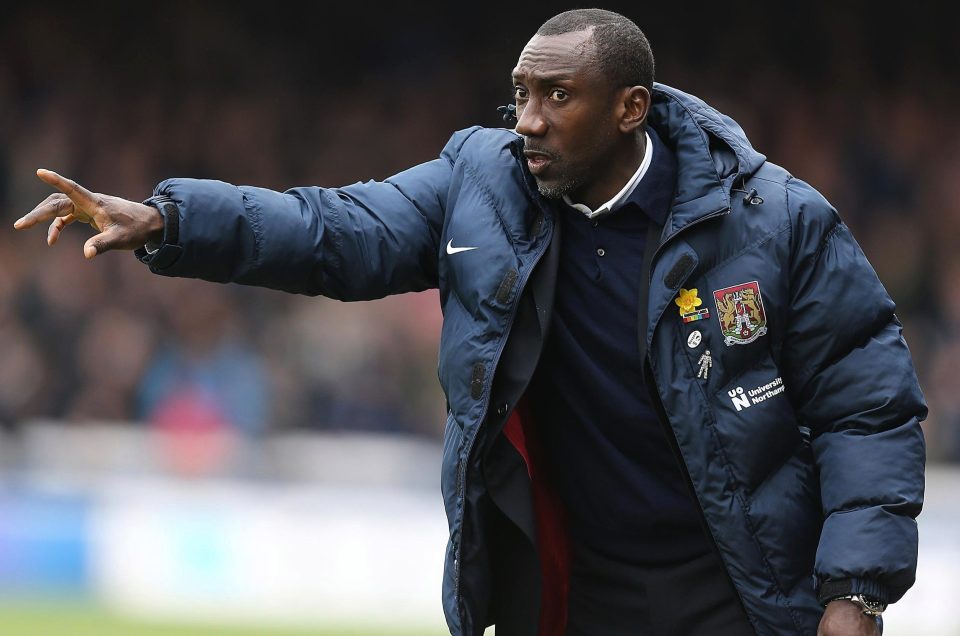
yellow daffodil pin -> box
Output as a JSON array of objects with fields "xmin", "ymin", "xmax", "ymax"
[
  {"xmin": 676, "ymin": 288, "xmax": 702, "ymax": 314},
  {"xmin": 676, "ymin": 288, "xmax": 710, "ymax": 323}
]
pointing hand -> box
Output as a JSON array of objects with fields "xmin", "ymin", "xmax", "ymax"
[{"xmin": 13, "ymin": 170, "xmax": 165, "ymax": 259}]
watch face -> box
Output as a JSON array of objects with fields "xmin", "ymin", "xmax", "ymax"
[{"xmin": 856, "ymin": 596, "xmax": 886, "ymax": 615}]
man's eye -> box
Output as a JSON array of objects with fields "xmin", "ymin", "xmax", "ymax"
[
  {"xmin": 513, "ymin": 86, "xmax": 527, "ymax": 100},
  {"xmin": 549, "ymin": 89, "xmax": 568, "ymax": 101}
]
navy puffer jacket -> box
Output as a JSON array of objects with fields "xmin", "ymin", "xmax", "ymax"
[{"xmin": 139, "ymin": 83, "xmax": 926, "ymax": 635}]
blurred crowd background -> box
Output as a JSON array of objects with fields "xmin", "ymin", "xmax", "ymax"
[{"xmin": 0, "ymin": 1, "xmax": 957, "ymax": 461}]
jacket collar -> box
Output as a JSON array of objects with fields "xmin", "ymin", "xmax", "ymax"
[{"xmin": 648, "ymin": 83, "xmax": 766, "ymax": 240}]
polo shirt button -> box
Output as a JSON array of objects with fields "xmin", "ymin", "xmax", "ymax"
[{"xmin": 596, "ymin": 248, "xmax": 605, "ymax": 257}]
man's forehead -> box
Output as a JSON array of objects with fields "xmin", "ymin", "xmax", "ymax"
[{"xmin": 511, "ymin": 29, "xmax": 596, "ymax": 80}]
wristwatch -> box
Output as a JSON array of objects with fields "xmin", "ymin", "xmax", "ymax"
[{"xmin": 829, "ymin": 594, "xmax": 887, "ymax": 616}]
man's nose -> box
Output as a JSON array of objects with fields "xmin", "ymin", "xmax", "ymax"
[{"xmin": 515, "ymin": 102, "xmax": 547, "ymax": 137}]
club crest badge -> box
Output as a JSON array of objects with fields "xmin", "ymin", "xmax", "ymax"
[
  {"xmin": 675, "ymin": 288, "xmax": 710, "ymax": 323},
  {"xmin": 713, "ymin": 281, "xmax": 768, "ymax": 346}
]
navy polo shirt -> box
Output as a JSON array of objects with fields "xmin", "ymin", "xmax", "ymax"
[{"xmin": 530, "ymin": 128, "xmax": 711, "ymax": 564}]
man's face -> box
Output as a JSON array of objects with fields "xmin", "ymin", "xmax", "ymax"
[{"xmin": 511, "ymin": 29, "xmax": 621, "ymax": 202}]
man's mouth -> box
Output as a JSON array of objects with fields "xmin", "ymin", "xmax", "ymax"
[{"xmin": 523, "ymin": 150, "xmax": 554, "ymax": 175}]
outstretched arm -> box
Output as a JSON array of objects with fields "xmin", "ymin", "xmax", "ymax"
[
  {"xmin": 141, "ymin": 153, "xmax": 451, "ymax": 299},
  {"xmin": 14, "ymin": 128, "xmax": 480, "ymax": 299}
]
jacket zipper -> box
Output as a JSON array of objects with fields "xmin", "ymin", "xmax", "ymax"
[
  {"xmin": 452, "ymin": 201, "xmax": 553, "ymax": 627},
  {"xmin": 642, "ymin": 204, "xmax": 759, "ymax": 627},
  {"xmin": 643, "ymin": 204, "xmax": 730, "ymax": 523}
]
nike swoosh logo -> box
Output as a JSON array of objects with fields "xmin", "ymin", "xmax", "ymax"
[{"xmin": 446, "ymin": 239, "xmax": 479, "ymax": 255}]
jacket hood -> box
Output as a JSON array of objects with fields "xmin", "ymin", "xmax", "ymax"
[{"xmin": 649, "ymin": 83, "xmax": 766, "ymax": 233}]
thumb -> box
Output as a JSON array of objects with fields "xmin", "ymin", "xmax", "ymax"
[
  {"xmin": 83, "ymin": 237, "xmax": 100, "ymax": 259},
  {"xmin": 83, "ymin": 227, "xmax": 121, "ymax": 259}
]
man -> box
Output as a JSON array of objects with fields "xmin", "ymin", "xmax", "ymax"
[{"xmin": 14, "ymin": 9, "xmax": 925, "ymax": 636}]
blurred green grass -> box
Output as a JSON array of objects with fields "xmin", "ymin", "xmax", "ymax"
[{"xmin": 0, "ymin": 602, "xmax": 448, "ymax": 636}]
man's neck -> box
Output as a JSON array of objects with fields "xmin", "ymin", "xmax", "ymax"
[
  {"xmin": 571, "ymin": 131, "xmax": 647, "ymax": 211},
  {"xmin": 567, "ymin": 131, "xmax": 652, "ymax": 216}
]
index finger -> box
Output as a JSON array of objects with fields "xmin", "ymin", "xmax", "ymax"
[{"xmin": 36, "ymin": 169, "xmax": 98, "ymax": 209}]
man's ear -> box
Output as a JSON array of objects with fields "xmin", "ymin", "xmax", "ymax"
[{"xmin": 618, "ymin": 86, "xmax": 650, "ymax": 134}]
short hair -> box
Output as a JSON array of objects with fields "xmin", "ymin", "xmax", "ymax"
[{"xmin": 536, "ymin": 9, "xmax": 654, "ymax": 93}]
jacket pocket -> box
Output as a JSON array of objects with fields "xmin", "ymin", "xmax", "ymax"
[
  {"xmin": 711, "ymin": 353, "xmax": 804, "ymax": 492},
  {"xmin": 711, "ymin": 354, "xmax": 823, "ymax": 596}
]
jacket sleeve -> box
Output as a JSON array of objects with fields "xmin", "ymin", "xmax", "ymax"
[
  {"xmin": 137, "ymin": 127, "xmax": 481, "ymax": 300},
  {"xmin": 782, "ymin": 178, "xmax": 927, "ymax": 605}
]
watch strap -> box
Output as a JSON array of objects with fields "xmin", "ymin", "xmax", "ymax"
[{"xmin": 828, "ymin": 594, "xmax": 886, "ymax": 616}]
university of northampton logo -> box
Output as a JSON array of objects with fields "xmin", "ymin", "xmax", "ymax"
[{"xmin": 713, "ymin": 281, "xmax": 768, "ymax": 346}]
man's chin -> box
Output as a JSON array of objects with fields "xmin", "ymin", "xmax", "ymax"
[{"xmin": 534, "ymin": 178, "xmax": 572, "ymax": 200}]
